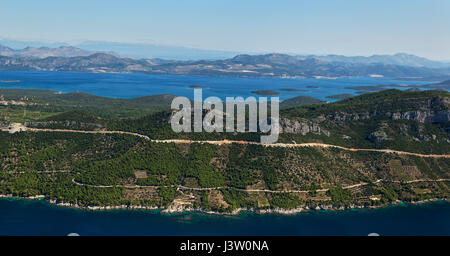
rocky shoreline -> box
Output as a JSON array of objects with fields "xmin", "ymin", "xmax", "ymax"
[{"xmin": 1, "ymin": 194, "xmax": 447, "ymax": 216}]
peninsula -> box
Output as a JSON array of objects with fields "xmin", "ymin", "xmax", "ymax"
[{"xmin": 0, "ymin": 88, "xmax": 448, "ymax": 214}]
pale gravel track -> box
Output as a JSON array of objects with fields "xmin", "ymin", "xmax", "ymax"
[
  {"xmin": 12, "ymin": 126, "xmax": 449, "ymax": 158},
  {"xmin": 71, "ymin": 178, "xmax": 450, "ymax": 193}
]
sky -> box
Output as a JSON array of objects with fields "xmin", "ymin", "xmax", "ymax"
[{"xmin": 1, "ymin": 0, "xmax": 450, "ymax": 60}]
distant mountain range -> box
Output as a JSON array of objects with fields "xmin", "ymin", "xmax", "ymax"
[
  {"xmin": 0, "ymin": 38, "xmax": 241, "ymax": 60},
  {"xmin": 0, "ymin": 38, "xmax": 71, "ymax": 49},
  {"xmin": 1, "ymin": 50, "xmax": 450, "ymax": 80},
  {"xmin": 1, "ymin": 41, "xmax": 450, "ymax": 80},
  {"xmin": 299, "ymin": 53, "xmax": 450, "ymax": 69},
  {"xmin": 0, "ymin": 44, "xmax": 119, "ymax": 59},
  {"xmin": 2, "ymin": 38, "xmax": 450, "ymax": 66}
]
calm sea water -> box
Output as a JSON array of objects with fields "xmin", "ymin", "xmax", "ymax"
[
  {"xmin": 0, "ymin": 198, "xmax": 449, "ymax": 236},
  {"xmin": 0, "ymin": 71, "xmax": 448, "ymax": 236},
  {"xmin": 0, "ymin": 70, "xmax": 435, "ymax": 101}
]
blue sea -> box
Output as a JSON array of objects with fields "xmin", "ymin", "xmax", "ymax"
[
  {"xmin": 0, "ymin": 198, "xmax": 449, "ymax": 236},
  {"xmin": 0, "ymin": 70, "xmax": 448, "ymax": 236},
  {"xmin": 0, "ymin": 70, "xmax": 437, "ymax": 101}
]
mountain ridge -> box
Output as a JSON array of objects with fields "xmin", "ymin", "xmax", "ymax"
[
  {"xmin": 1, "ymin": 43, "xmax": 450, "ymax": 80},
  {"xmin": 1, "ymin": 51, "xmax": 449, "ymax": 80},
  {"xmin": 299, "ymin": 53, "xmax": 450, "ymax": 69},
  {"xmin": 0, "ymin": 44, "xmax": 120, "ymax": 59},
  {"xmin": 1, "ymin": 38, "xmax": 449, "ymax": 67}
]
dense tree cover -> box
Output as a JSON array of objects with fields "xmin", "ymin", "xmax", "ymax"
[
  {"xmin": 0, "ymin": 89, "xmax": 175, "ymax": 122},
  {"xmin": 0, "ymin": 130, "xmax": 449, "ymax": 210},
  {"xmin": 225, "ymin": 168, "xmax": 258, "ymax": 189},
  {"xmin": 328, "ymin": 185, "xmax": 352, "ymax": 206},
  {"xmin": 269, "ymin": 193, "xmax": 301, "ymax": 209},
  {"xmin": 184, "ymin": 144, "xmax": 225, "ymax": 187},
  {"xmin": 0, "ymin": 88, "xmax": 449, "ymax": 211},
  {"xmin": 158, "ymin": 187, "xmax": 178, "ymax": 206},
  {"xmin": 3, "ymin": 88, "xmax": 448, "ymax": 154},
  {"xmin": 0, "ymin": 172, "xmax": 124, "ymax": 206},
  {"xmin": 380, "ymin": 186, "xmax": 399, "ymax": 203},
  {"xmin": 221, "ymin": 188, "xmax": 257, "ymax": 210}
]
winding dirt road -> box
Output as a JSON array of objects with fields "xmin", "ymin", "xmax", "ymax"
[
  {"xmin": 7, "ymin": 124, "xmax": 447, "ymax": 159},
  {"xmin": 71, "ymin": 178, "xmax": 450, "ymax": 193}
]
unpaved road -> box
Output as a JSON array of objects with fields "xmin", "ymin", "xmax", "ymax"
[
  {"xmin": 71, "ymin": 178, "xmax": 450, "ymax": 193},
  {"xmin": 5, "ymin": 124, "xmax": 446, "ymax": 158}
]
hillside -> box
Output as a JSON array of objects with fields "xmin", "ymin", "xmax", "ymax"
[
  {"xmin": 0, "ymin": 88, "xmax": 176, "ymax": 120},
  {"xmin": 0, "ymin": 89, "xmax": 448, "ymax": 213},
  {"xmin": 279, "ymin": 90, "xmax": 450, "ymax": 154},
  {"xmin": 2, "ymin": 88, "xmax": 448, "ymax": 154}
]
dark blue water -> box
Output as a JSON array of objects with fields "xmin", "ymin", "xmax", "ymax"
[
  {"xmin": 1, "ymin": 198, "xmax": 449, "ymax": 236},
  {"xmin": 0, "ymin": 70, "xmax": 435, "ymax": 101}
]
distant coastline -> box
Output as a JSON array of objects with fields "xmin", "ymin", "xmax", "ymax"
[
  {"xmin": 1, "ymin": 80, "xmax": 20, "ymax": 83},
  {"xmin": 251, "ymin": 90, "xmax": 280, "ymax": 96}
]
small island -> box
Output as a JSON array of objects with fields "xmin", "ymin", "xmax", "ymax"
[
  {"xmin": 1, "ymin": 80, "xmax": 20, "ymax": 83},
  {"xmin": 279, "ymin": 88, "xmax": 308, "ymax": 92},
  {"xmin": 306, "ymin": 85, "xmax": 319, "ymax": 89},
  {"xmin": 251, "ymin": 90, "xmax": 281, "ymax": 96},
  {"xmin": 280, "ymin": 95, "xmax": 325, "ymax": 108},
  {"xmin": 189, "ymin": 85, "xmax": 207, "ymax": 89}
]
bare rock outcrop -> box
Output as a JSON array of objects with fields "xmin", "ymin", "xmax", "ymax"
[
  {"xmin": 367, "ymin": 130, "xmax": 390, "ymax": 143},
  {"xmin": 279, "ymin": 118, "xmax": 330, "ymax": 136},
  {"xmin": 328, "ymin": 112, "xmax": 371, "ymax": 121},
  {"xmin": 388, "ymin": 110, "xmax": 449, "ymax": 123},
  {"xmin": 24, "ymin": 121, "xmax": 103, "ymax": 130}
]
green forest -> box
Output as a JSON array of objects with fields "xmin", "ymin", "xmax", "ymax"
[{"xmin": 0, "ymin": 88, "xmax": 449, "ymax": 213}]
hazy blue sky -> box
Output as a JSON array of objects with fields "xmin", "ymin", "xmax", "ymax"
[{"xmin": 2, "ymin": 0, "xmax": 450, "ymax": 60}]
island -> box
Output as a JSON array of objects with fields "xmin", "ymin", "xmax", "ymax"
[
  {"xmin": 280, "ymin": 95, "xmax": 325, "ymax": 108},
  {"xmin": 251, "ymin": 90, "xmax": 280, "ymax": 96},
  {"xmin": 189, "ymin": 85, "xmax": 208, "ymax": 89},
  {"xmin": 1, "ymin": 80, "xmax": 20, "ymax": 83}
]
